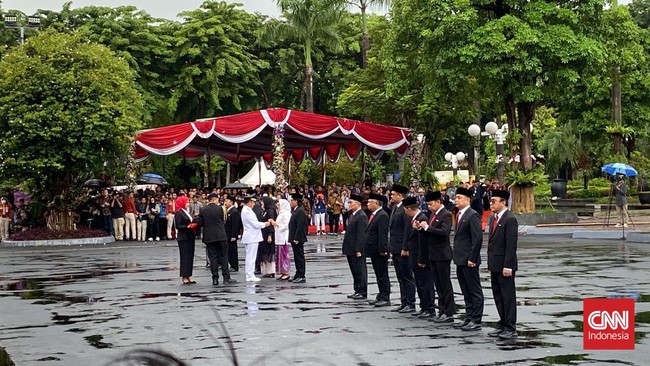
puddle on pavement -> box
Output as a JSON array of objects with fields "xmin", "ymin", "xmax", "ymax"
[
  {"xmin": 84, "ymin": 335, "xmax": 113, "ymax": 349},
  {"xmin": 0, "ymin": 346, "xmax": 15, "ymax": 366}
]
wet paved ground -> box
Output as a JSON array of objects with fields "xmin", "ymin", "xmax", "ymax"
[{"xmin": 1, "ymin": 235, "xmax": 649, "ymax": 365}]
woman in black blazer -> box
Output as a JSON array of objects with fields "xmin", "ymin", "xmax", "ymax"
[{"xmin": 174, "ymin": 195, "xmax": 197, "ymax": 284}]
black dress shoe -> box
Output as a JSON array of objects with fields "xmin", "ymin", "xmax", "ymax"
[
  {"xmin": 399, "ymin": 306, "xmax": 416, "ymax": 314},
  {"xmin": 229, "ymin": 268, "xmax": 238, "ymax": 272},
  {"xmin": 452, "ymin": 319, "xmax": 470, "ymax": 328},
  {"xmin": 212, "ymin": 279, "xmax": 219, "ymax": 286},
  {"xmin": 347, "ymin": 293, "xmax": 357, "ymax": 299},
  {"xmin": 223, "ymin": 279, "xmax": 238, "ymax": 284},
  {"xmin": 461, "ymin": 321, "xmax": 482, "ymax": 331},
  {"xmin": 498, "ymin": 330, "xmax": 517, "ymax": 340},
  {"xmin": 411, "ymin": 309, "xmax": 424, "ymax": 316},
  {"xmin": 417, "ymin": 310, "xmax": 434, "ymax": 319},
  {"xmin": 351, "ymin": 293, "xmax": 367, "ymax": 300},
  {"xmin": 368, "ymin": 299, "xmax": 379, "ymax": 305},
  {"xmin": 391, "ymin": 305, "xmax": 406, "ymax": 312},
  {"xmin": 374, "ymin": 300, "xmax": 391, "ymax": 307},
  {"xmin": 293, "ymin": 277, "xmax": 306, "ymax": 283},
  {"xmin": 488, "ymin": 329, "xmax": 504, "ymax": 337},
  {"xmin": 433, "ymin": 314, "xmax": 455, "ymax": 323}
]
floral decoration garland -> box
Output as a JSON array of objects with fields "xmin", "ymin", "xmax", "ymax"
[
  {"xmin": 409, "ymin": 134, "xmax": 425, "ymax": 186},
  {"xmin": 272, "ymin": 125, "xmax": 287, "ymax": 190}
]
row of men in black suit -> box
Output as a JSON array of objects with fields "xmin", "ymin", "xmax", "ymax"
[{"xmin": 342, "ymin": 184, "xmax": 519, "ymax": 340}]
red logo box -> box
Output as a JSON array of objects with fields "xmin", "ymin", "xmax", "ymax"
[{"xmin": 583, "ymin": 298, "xmax": 635, "ymax": 350}]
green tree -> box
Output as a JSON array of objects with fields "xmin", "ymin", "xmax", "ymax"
[
  {"xmin": 40, "ymin": 4, "xmax": 177, "ymax": 126},
  {"xmin": 387, "ymin": 0, "xmax": 608, "ymax": 212},
  {"xmin": 171, "ymin": 1, "xmax": 265, "ymax": 120},
  {"xmin": 343, "ymin": 0, "xmax": 389, "ymax": 68},
  {"xmin": 629, "ymin": 0, "xmax": 650, "ymax": 28},
  {"xmin": 263, "ymin": 0, "xmax": 346, "ymax": 112},
  {"xmin": 0, "ymin": 30, "xmax": 144, "ymax": 223}
]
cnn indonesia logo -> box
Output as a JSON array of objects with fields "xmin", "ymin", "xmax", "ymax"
[{"xmin": 583, "ymin": 298, "xmax": 635, "ymax": 350}]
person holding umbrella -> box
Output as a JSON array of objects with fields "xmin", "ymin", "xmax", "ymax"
[{"xmin": 612, "ymin": 175, "xmax": 630, "ymax": 228}]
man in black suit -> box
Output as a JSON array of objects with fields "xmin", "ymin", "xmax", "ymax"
[
  {"xmin": 452, "ymin": 187, "xmax": 484, "ymax": 331},
  {"xmin": 419, "ymin": 191, "xmax": 456, "ymax": 323},
  {"xmin": 403, "ymin": 196, "xmax": 435, "ymax": 319},
  {"xmin": 224, "ymin": 195, "xmax": 242, "ymax": 272},
  {"xmin": 388, "ymin": 184, "xmax": 416, "ymax": 313},
  {"xmin": 197, "ymin": 193, "xmax": 236, "ymax": 285},
  {"xmin": 487, "ymin": 189, "xmax": 518, "ymax": 340},
  {"xmin": 288, "ymin": 193, "xmax": 309, "ymax": 283},
  {"xmin": 342, "ymin": 194, "xmax": 368, "ymax": 300},
  {"xmin": 364, "ymin": 193, "xmax": 391, "ymax": 307}
]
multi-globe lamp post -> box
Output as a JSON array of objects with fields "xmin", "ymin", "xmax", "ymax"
[
  {"xmin": 2, "ymin": 12, "xmax": 41, "ymax": 44},
  {"xmin": 468, "ymin": 120, "xmax": 508, "ymax": 182},
  {"xmin": 444, "ymin": 151, "xmax": 466, "ymax": 178}
]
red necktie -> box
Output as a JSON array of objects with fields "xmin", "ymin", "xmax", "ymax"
[
  {"xmin": 369, "ymin": 213, "xmax": 375, "ymax": 223},
  {"xmin": 456, "ymin": 211, "xmax": 461, "ymax": 229},
  {"xmin": 429, "ymin": 214, "xmax": 436, "ymax": 225},
  {"xmin": 491, "ymin": 213, "xmax": 499, "ymax": 234}
]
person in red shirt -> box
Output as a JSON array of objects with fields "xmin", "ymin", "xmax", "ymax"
[
  {"xmin": 0, "ymin": 196, "xmax": 13, "ymax": 241},
  {"xmin": 166, "ymin": 193, "xmax": 177, "ymax": 239},
  {"xmin": 123, "ymin": 192, "xmax": 137, "ymax": 241}
]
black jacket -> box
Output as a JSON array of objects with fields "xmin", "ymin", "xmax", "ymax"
[
  {"xmin": 288, "ymin": 205, "xmax": 309, "ymax": 244},
  {"xmin": 388, "ymin": 203, "xmax": 411, "ymax": 253},
  {"xmin": 174, "ymin": 210, "xmax": 195, "ymax": 242},
  {"xmin": 452, "ymin": 207, "xmax": 483, "ymax": 266},
  {"xmin": 424, "ymin": 207, "xmax": 453, "ymax": 261},
  {"xmin": 487, "ymin": 210, "xmax": 518, "ymax": 272},
  {"xmin": 406, "ymin": 211, "xmax": 429, "ymax": 265},
  {"xmin": 225, "ymin": 206, "xmax": 241, "ymax": 242},
  {"xmin": 364, "ymin": 209, "xmax": 389, "ymax": 255},
  {"xmin": 197, "ymin": 203, "xmax": 227, "ymax": 244},
  {"xmin": 342, "ymin": 209, "xmax": 368, "ymax": 255}
]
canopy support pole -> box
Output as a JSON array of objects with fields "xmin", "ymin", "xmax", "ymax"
[
  {"xmin": 287, "ymin": 157, "xmax": 292, "ymax": 186},
  {"xmin": 258, "ymin": 157, "xmax": 262, "ymax": 187},
  {"xmin": 206, "ymin": 143, "xmax": 211, "ymax": 188},
  {"xmin": 235, "ymin": 144, "xmax": 241, "ymax": 181},
  {"xmin": 361, "ymin": 147, "xmax": 366, "ymax": 184},
  {"xmin": 321, "ymin": 149, "xmax": 327, "ymax": 186},
  {"xmin": 226, "ymin": 163, "xmax": 231, "ymax": 185}
]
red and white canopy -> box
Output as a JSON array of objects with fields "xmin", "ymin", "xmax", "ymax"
[{"xmin": 135, "ymin": 108, "xmax": 412, "ymax": 166}]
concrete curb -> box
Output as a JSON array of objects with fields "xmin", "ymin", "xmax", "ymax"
[{"xmin": 0, "ymin": 236, "xmax": 116, "ymax": 247}]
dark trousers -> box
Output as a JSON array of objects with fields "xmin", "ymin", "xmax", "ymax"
[
  {"xmin": 177, "ymin": 239, "xmax": 195, "ymax": 277},
  {"xmin": 228, "ymin": 240, "xmax": 239, "ymax": 270},
  {"xmin": 342, "ymin": 211, "xmax": 350, "ymax": 231},
  {"xmin": 103, "ymin": 215, "xmax": 113, "ymax": 235},
  {"xmin": 329, "ymin": 213, "xmax": 340, "ymax": 233},
  {"xmin": 491, "ymin": 271, "xmax": 517, "ymax": 331},
  {"xmin": 392, "ymin": 253, "xmax": 415, "ymax": 308},
  {"xmin": 369, "ymin": 253, "xmax": 390, "ymax": 301},
  {"xmin": 456, "ymin": 265, "xmax": 484, "ymax": 323},
  {"xmin": 431, "ymin": 259, "xmax": 455, "ymax": 316},
  {"xmin": 291, "ymin": 242, "xmax": 306, "ymax": 278},
  {"xmin": 207, "ymin": 241, "xmax": 230, "ymax": 281},
  {"xmin": 347, "ymin": 255, "xmax": 367, "ymax": 296},
  {"xmin": 410, "ymin": 255, "xmax": 435, "ymax": 311}
]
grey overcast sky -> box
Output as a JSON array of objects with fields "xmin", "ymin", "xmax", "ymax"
[{"xmin": 1, "ymin": 0, "xmax": 281, "ymax": 19}]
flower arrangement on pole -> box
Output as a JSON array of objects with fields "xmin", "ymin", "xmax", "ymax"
[
  {"xmin": 409, "ymin": 133, "xmax": 426, "ymax": 186},
  {"xmin": 272, "ymin": 124, "xmax": 287, "ymax": 190}
]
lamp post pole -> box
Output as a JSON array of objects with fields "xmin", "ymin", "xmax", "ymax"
[{"xmin": 469, "ymin": 120, "xmax": 508, "ymax": 183}]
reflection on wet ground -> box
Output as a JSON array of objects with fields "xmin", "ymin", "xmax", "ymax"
[{"xmin": 0, "ymin": 236, "xmax": 648, "ymax": 365}]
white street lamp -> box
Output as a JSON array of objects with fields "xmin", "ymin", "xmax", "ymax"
[
  {"xmin": 2, "ymin": 13, "xmax": 41, "ymax": 44},
  {"xmin": 445, "ymin": 151, "xmax": 465, "ymax": 176},
  {"xmin": 468, "ymin": 120, "xmax": 510, "ymax": 181}
]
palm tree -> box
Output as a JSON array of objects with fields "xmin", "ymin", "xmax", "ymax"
[
  {"xmin": 344, "ymin": 0, "xmax": 390, "ymax": 68},
  {"xmin": 264, "ymin": 0, "xmax": 345, "ymax": 112}
]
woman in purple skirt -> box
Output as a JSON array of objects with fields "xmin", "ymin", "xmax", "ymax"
[{"xmin": 274, "ymin": 199, "xmax": 292, "ymax": 280}]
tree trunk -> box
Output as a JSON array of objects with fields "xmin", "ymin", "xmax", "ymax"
[
  {"xmin": 517, "ymin": 101, "xmax": 535, "ymax": 170},
  {"xmin": 612, "ymin": 64, "xmax": 622, "ymax": 155},
  {"xmin": 511, "ymin": 185, "xmax": 535, "ymax": 214},
  {"xmin": 46, "ymin": 210, "xmax": 77, "ymax": 231},
  {"xmin": 305, "ymin": 64, "xmax": 314, "ymax": 112},
  {"xmin": 361, "ymin": 5, "xmax": 369, "ymax": 69}
]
